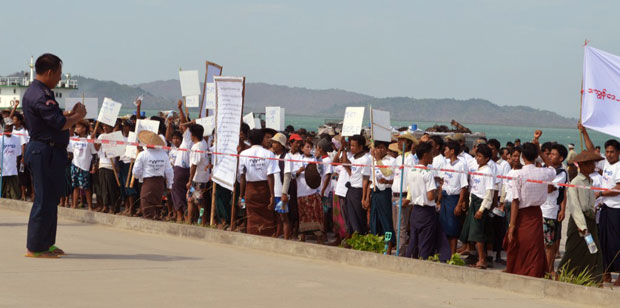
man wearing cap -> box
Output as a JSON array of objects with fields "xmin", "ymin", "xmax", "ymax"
[
  {"xmin": 391, "ymin": 132, "xmax": 417, "ymax": 255},
  {"xmin": 23, "ymin": 54, "xmax": 87, "ymax": 258},
  {"xmin": 558, "ymin": 150, "xmax": 604, "ymax": 281},
  {"xmin": 580, "ymin": 123, "xmax": 620, "ymax": 285},
  {"xmin": 271, "ymin": 132, "xmax": 290, "ymax": 239}
]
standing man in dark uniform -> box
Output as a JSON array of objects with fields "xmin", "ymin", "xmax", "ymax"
[{"xmin": 23, "ymin": 53, "xmax": 86, "ymax": 258}]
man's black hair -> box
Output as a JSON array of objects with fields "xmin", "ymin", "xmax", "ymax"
[
  {"xmin": 476, "ymin": 143, "xmax": 492, "ymax": 159},
  {"xmin": 349, "ymin": 134, "xmax": 366, "ymax": 149},
  {"xmin": 445, "ymin": 140, "xmax": 461, "ymax": 155},
  {"xmin": 510, "ymin": 146, "xmax": 522, "ymax": 155},
  {"xmin": 262, "ymin": 128, "xmax": 277, "ymax": 137},
  {"xmin": 374, "ymin": 141, "xmax": 389, "ymax": 148},
  {"xmin": 35, "ymin": 53, "xmax": 62, "ymax": 74},
  {"xmin": 541, "ymin": 141, "xmax": 555, "ymax": 153},
  {"xmin": 188, "ymin": 124, "xmax": 204, "ymax": 141},
  {"xmin": 604, "ymin": 139, "xmax": 620, "ymax": 151},
  {"xmin": 248, "ymin": 129, "xmax": 264, "ymax": 146},
  {"xmin": 172, "ymin": 131, "xmax": 183, "ymax": 139},
  {"xmin": 487, "ymin": 138, "xmax": 500, "ymax": 150},
  {"xmin": 285, "ymin": 125, "xmax": 295, "ymax": 133},
  {"xmin": 430, "ymin": 135, "xmax": 444, "ymax": 149},
  {"xmin": 551, "ymin": 143, "xmax": 568, "ymax": 162},
  {"xmin": 12, "ymin": 112, "xmax": 24, "ymax": 123},
  {"xmin": 415, "ymin": 141, "xmax": 433, "ymax": 159},
  {"xmin": 522, "ymin": 142, "xmax": 539, "ymax": 162},
  {"xmin": 506, "ymin": 141, "xmax": 514, "ymax": 148},
  {"xmin": 596, "ymin": 146, "xmax": 601, "ymax": 150},
  {"xmin": 241, "ymin": 122, "xmax": 250, "ymax": 137}
]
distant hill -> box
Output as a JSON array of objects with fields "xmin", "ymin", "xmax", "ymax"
[{"xmin": 38, "ymin": 75, "xmax": 576, "ymax": 128}]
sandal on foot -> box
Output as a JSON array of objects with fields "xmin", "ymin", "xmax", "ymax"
[
  {"xmin": 25, "ymin": 250, "xmax": 58, "ymax": 258},
  {"xmin": 469, "ymin": 263, "xmax": 487, "ymax": 269},
  {"xmin": 49, "ymin": 245, "xmax": 66, "ymax": 256}
]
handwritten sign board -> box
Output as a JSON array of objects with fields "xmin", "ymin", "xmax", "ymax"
[
  {"xmin": 195, "ymin": 116, "xmax": 215, "ymax": 136},
  {"xmin": 204, "ymin": 83, "xmax": 216, "ymax": 110},
  {"xmin": 371, "ymin": 109, "xmax": 391, "ymax": 142},
  {"xmin": 243, "ymin": 112, "xmax": 256, "ymax": 129},
  {"xmin": 212, "ymin": 76, "xmax": 245, "ymax": 191},
  {"xmin": 135, "ymin": 119, "xmax": 160, "ymax": 136},
  {"xmin": 65, "ymin": 97, "xmax": 98, "ymax": 119},
  {"xmin": 265, "ymin": 106, "xmax": 285, "ymax": 131},
  {"xmin": 123, "ymin": 131, "xmax": 138, "ymax": 159},
  {"xmin": 185, "ymin": 95, "xmax": 200, "ymax": 108},
  {"xmin": 97, "ymin": 97, "xmax": 122, "ymax": 126},
  {"xmin": 179, "ymin": 70, "xmax": 201, "ymax": 97},
  {"xmin": 341, "ymin": 107, "xmax": 365, "ymax": 137},
  {"xmin": 101, "ymin": 131, "xmax": 126, "ymax": 158}
]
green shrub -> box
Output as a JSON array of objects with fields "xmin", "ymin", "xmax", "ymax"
[
  {"xmin": 447, "ymin": 253, "xmax": 466, "ymax": 266},
  {"xmin": 546, "ymin": 262, "xmax": 597, "ymax": 287},
  {"xmin": 344, "ymin": 232, "xmax": 386, "ymax": 254}
]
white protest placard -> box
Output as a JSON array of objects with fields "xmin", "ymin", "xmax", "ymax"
[
  {"xmin": 185, "ymin": 95, "xmax": 200, "ymax": 108},
  {"xmin": 243, "ymin": 112, "xmax": 256, "ymax": 129},
  {"xmin": 265, "ymin": 106, "xmax": 285, "ymax": 131},
  {"xmin": 254, "ymin": 118, "xmax": 261, "ymax": 129},
  {"xmin": 97, "ymin": 97, "xmax": 122, "ymax": 126},
  {"xmin": 212, "ymin": 76, "xmax": 245, "ymax": 191},
  {"xmin": 123, "ymin": 131, "xmax": 138, "ymax": 159},
  {"xmin": 341, "ymin": 107, "xmax": 365, "ymax": 137},
  {"xmin": 179, "ymin": 70, "xmax": 201, "ymax": 97},
  {"xmin": 582, "ymin": 46, "xmax": 620, "ymax": 138},
  {"xmin": 101, "ymin": 131, "xmax": 126, "ymax": 158},
  {"xmin": 65, "ymin": 97, "xmax": 98, "ymax": 119},
  {"xmin": 371, "ymin": 109, "xmax": 391, "ymax": 142},
  {"xmin": 204, "ymin": 83, "xmax": 216, "ymax": 110},
  {"xmin": 195, "ymin": 116, "xmax": 215, "ymax": 136},
  {"xmin": 135, "ymin": 119, "xmax": 160, "ymax": 136}
]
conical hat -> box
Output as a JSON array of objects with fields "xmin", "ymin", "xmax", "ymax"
[
  {"xmin": 568, "ymin": 150, "xmax": 604, "ymax": 165},
  {"xmin": 138, "ymin": 130, "xmax": 165, "ymax": 147}
]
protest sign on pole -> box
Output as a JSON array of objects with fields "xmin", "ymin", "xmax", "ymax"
[
  {"xmin": 135, "ymin": 119, "xmax": 160, "ymax": 136},
  {"xmin": 200, "ymin": 61, "xmax": 223, "ymax": 118},
  {"xmin": 371, "ymin": 109, "xmax": 391, "ymax": 142},
  {"xmin": 123, "ymin": 131, "xmax": 138, "ymax": 159},
  {"xmin": 97, "ymin": 97, "xmax": 122, "ymax": 127},
  {"xmin": 195, "ymin": 116, "xmax": 215, "ymax": 136},
  {"xmin": 582, "ymin": 46, "xmax": 620, "ymax": 139},
  {"xmin": 65, "ymin": 97, "xmax": 98, "ymax": 119},
  {"xmin": 265, "ymin": 106, "xmax": 285, "ymax": 131},
  {"xmin": 341, "ymin": 107, "xmax": 365, "ymax": 137},
  {"xmin": 243, "ymin": 112, "xmax": 256, "ymax": 129},
  {"xmin": 212, "ymin": 76, "xmax": 245, "ymax": 192},
  {"xmin": 179, "ymin": 70, "xmax": 201, "ymax": 97},
  {"xmin": 185, "ymin": 95, "xmax": 200, "ymax": 108},
  {"xmin": 101, "ymin": 131, "xmax": 126, "ymax": 158}
]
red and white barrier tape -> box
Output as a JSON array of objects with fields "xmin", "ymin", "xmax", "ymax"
[{"xmin": 3, "ymin": 132, "xmax": 619, "ymax": 194}]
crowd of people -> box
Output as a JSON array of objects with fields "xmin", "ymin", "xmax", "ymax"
[{"xmin": 3, "ymin": 94, "xmax": 620, "ymax": 285}]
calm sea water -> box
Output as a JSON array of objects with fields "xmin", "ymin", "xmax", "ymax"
[{"xmin": 129, "ymin": 109, "xmax": 615, "ymax": 149}]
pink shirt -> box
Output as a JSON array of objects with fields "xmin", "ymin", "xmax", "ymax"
[{"xmin": 511, "ymin": 164, "xmax": 555, "ymax": 209}]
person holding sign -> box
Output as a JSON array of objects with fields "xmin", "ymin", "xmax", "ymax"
[
  {"xmin": 93, "ymin": 124, "xmax": 121, "ymax": 214},
  {"xmin": 132, "ymin": 130, "xmax": 174, "ymax": 220},
  {"xmin": 166, "ymin": 100, "xmax": 192, "ymax": 223},
  {"xmin": 67, "ymin": 120, "xmax": 97, "ymax": 211},
  {"xmin": 23, "ymin": 53, "xmax": 87, "ymax": 258},
  {"xmin": 239, "ymin": 129, "xmax": 279, "ymax": 237}
]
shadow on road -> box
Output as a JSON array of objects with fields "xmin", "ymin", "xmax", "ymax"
[{"xmin": 63, "ymin": 253, "xmax": 200, "ymax": 262}]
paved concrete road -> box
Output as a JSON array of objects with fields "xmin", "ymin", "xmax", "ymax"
[{"xmin": 0, "ymin": 209, "xmax": 585, "ymax": 308}]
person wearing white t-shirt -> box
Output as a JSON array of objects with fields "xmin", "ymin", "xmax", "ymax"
[
  {"xmin": 403, "ymin": 142, "xmax": 438, "ymax": 259},
  {"xmin": 132, "ymin": 131, "xmax": 174, "ymax": 220},
  {"xmin": 316, "ymin": 138, "xmax": 335, "ymax": 242},
  {"xmin": 67, "ymin": 120, "xmax": 96, "ymax": 210},
  {"xmin": 12, "ymin": 113, "xmax": 31, "ymax": 201},
  {"xmin": 1, "ymin": 125, "xmax": 23, "ymax": 199},
  {"xmin": 270, "ymin": 133, "xmax": 290, "ymax": 239},
  {"xmin": 369, "ymin": 141, "xmax": 396, "ymax": 252},
  {"xmin": 331, "ymin": 137, "xmax": 351, "ymax": 241},
  {"xmin": 341, "ymin": 134, "xmax": 371, "ymax": 235},
  {"xmin": 460, "ymin": 143, "xmax": 496, "ymax": 269},
  {"xmin": 503, "ymin": 147, "xmax": 522, "ymax": 229},
  {"xmin": 390, "ymin": 133, "xmax": 417, "ymax": 256},
  {"xmin": 93, "ymin": 123, "xmax": 121, "ymax": 214},
  {"xmin": 185, "ymin": 124, "xmax": 211, "ymax": 225},
  {"xmin": 438, "ymin": 140, "xmax": 468, "ymax": 255},
  {"xmin": 165, "ymin": 101, "xmax": 192, "ymax": 221},
  {"xmin": 580, "ymin": 123, "xmax": 620, "ymax": 285},
  {"xmin": 292, "ymin": 139, "xmax": 325, "ymax": 242},
  {"xmin": 239, "ymin": 129, "xmax": 279, "ymax": 237},
  {"xmin": 540, "ymin": 144, "xmax": 568, "ymax": 274},
  {"xmin": 281, "ymin": 133, "xmax": 304, "ymax": 238}
]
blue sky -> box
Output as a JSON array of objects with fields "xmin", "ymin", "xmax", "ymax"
[{"xmin": 3, "ymin": 0, "xmax": 619, "ymax": 117}]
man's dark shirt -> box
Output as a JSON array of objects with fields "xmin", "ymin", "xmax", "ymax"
[{"xmin": 22, "ymin": 80, "xmax": 68, "ymax": 146}]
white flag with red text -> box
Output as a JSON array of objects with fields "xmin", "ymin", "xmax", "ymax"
[{"xmin": 582, "ymin": 46, "xmax": 620, "ymax": 138}]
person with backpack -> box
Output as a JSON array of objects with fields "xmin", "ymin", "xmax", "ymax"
[{"xmin": 540, "ymin": 143, "xmax": 568, "ymax": 274}]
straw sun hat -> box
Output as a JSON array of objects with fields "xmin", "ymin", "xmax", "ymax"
[{"xmin": 138, "ymin": 130, "xmax": 165, "ymax": 147}]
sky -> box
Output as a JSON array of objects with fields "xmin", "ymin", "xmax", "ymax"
[{"xmin": 2, "ymin": 0, "xmax": 619, "ymax": 118}]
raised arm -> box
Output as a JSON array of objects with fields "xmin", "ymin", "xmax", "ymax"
[
  {"xmin": 578, "ymin": 122, "xmax": 595, "ymax": 152},
  {"xmin": 135, "ymin": 99, "xmax": 142, "ymax": 120}
]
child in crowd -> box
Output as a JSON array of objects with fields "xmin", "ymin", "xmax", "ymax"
[
  {"xmin": 11, "ymin": 112, "xmax": 31, "ymax": 201},
  {"xmin": 295, "ymin": 138, "xmax": 325, "ymax": 243},
  {"xmin": 271, "ymin": 132, "xmax": 290, "ymax": 239},
  {"xmin": 93, "ymin": 123, "xmax": 121, "ymax": 214},
  {"xmin": 541, "ymin": 143, "xmax": 568, "ymax": 274},
  {"xmin": 68, "ymin": 120, "xmax": 96, "ymax": 210},
  {"xmin": 186, "ymin": 124, "xmax": 210, "ymax": 225},
  {"xmin": 2, "ymin": 124, "xmax": 22, "ymax": 199}
]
